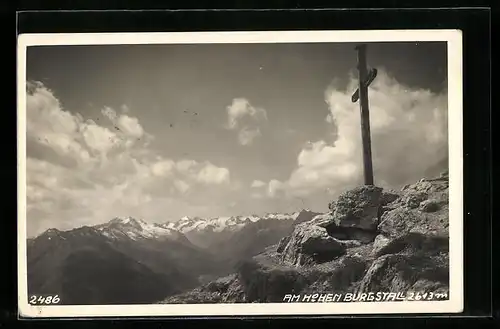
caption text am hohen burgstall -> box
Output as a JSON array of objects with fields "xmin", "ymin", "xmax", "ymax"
[{"xmin": 283, "ymin": 291, "xmax": 448, "ymax": 303}]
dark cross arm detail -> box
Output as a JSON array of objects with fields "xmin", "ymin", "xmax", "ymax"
[{"xmin": 351, "ymin": 68, "xmax": 378, "ymax": 103}]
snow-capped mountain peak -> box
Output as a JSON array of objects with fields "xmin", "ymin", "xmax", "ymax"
[
  {"xmin": 109, "ymin": 216, "xmax": 146, "ymax": 226},
  {"xmin": 43, "ymin": 228, "xmax": 62, "ymax": 236},
  {"xmin": 97, "ymin": 216, "xmax": 184, "ymax": 242},
  {"xmin": 165, "ymin": 211, "xmax": 303, "ymax": 235}
]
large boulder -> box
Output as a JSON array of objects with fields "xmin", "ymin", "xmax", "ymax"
[
  {"xmin": 356, "ymin": 232, "xmax": 449, "ymax": 295},
  {"xmin": 332, "ymin": 185, "xmax": 384, "ymax": 231},
  {"xmin": 371, "ymin": 234, "xmax": 391, "ymax": 256},
  {"xmin": 277, "ymin": 185, "xmax": 403, "ymax": 266},
  {"xmin": 381, "ymin": 189, "xmax": 401, "ymax": 206},
  {"xmin": 378, "ymin": 175, "xmax": 449, "ymax": 238},
  {"xmin": 237, "ymin": 259, "xmax": 309, "ymax": 303},
  {"xmin": 372, "ymin": 232, "xmax": 449, "ymax": 258},
  {"xmin": 309, "ymin": 213, "xmax": 336, "ymax": 228},
  {"xmin": 310, "ymin": 214, "xmax": 378, "ymax": 245},
  {"xmin": 378, "ymin": 207, "xmax": 422, "ymax": 238},
  {"xmin": 280, "ymin": 223, "xmax": 347, "ymax": 266}
]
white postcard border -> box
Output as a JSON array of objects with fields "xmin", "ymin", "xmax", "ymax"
[{"xmin": 17, "ymin": 29, "xmax": 463, "ymax": 318}]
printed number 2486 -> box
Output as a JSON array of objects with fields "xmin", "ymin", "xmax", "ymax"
[{"xmin": 29, "ymin": 295, "xmax": 60, "ymax": 305}]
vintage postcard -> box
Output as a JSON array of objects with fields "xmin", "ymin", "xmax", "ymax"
[{"xmin": 17, "ymin": 30, "xmax": 463, "ymax": 318}]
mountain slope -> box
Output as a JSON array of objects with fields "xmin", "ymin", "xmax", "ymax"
[
  {"xmin": 161, "ymin": 172, "xmax": 450, "ymax": 304},
  {"xmin": 27, "ymin": 218, "xmax": 217, "ymax": 305}
]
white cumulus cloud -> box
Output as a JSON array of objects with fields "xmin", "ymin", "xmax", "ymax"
[
  {"xmin": 238, "ymin": 127, "xmax": 262, "ymax": 146},
  {"xmin": 266, "ymin": 68, "xmax": 448, "ymax": 200},
  {"xmin": 24, "ymin": 81, "xmax": 233, "ymax": 237},
  {"xmin": 251, "ymin": 180, "xmax": 266, "ymax": 188},
  {"xmin": 197, "ymin": 163, "xmax": 230, "ymax": 185},
  {"xmin": 151, "ymin": 159, "xmax": 176, "ymax": 177},
  {"xmin": 267, "ymin": 179, "xmax": 286, "ymax": 198},
  {"xmin": 116, "ymin": 115, "xmax": 144, "ymax": 139},
  {"xmin": 226, "ymin": 98, "xmax": 267, "ymax": 146}
]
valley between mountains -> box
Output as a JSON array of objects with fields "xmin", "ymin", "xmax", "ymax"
[
  {"xmin": 27, "ymin": 208, "xmax": 316, "ymax": 304},
  {"xmin": 27, "ymin": 172, "xmax": 450, "ymax": 305}
]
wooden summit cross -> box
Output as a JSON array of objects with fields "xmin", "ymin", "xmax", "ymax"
[{"xmin": 352, "ymin": 44, "xmax": 377, "ymax": 186}]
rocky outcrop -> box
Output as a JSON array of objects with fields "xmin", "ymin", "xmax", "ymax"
[
  {"xmin": 280, "ymin": 223, "xmax": 349, "ymax": 266},
  {"xmin": 331, "ymin": 185, "xmax": 384, "ymax": 230},
  {"xmin": 378, "ymin": 175, "xmax": 449, "ymax": 238},
  {"xmin": 160, "ymin": 274, "xmax": 245, "ymax": 304},
  {"xmin": 356, "ymin": 232, "xmax": 449, "ymax": 294},
  {"xmin": 159, "ymin": 172, "xmax": 450, "ymax": 304},
  {"xmin": 276, "ymin": 236, "xmax": 291, "ymax": 253},
  {"xmin": 275, "ymin": 172, "xmax": 449, "ymax": 298},
  {"xmin": 293, "ymin": 209, "xmax": 323, "ymax": 226},
  {"xmin": 278, "ymin": 185, "xmax": 390, "ymax": 266}
]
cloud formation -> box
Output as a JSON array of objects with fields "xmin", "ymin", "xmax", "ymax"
[
  {"xmin": 238, "ymin": 127, "xmax": 262, "ymax": 146},
  {"xmin": 268, "ymin": 179, "xmax": 286, "ymax": 198},
  {"xmin": 25, "ymin": 81, "xmax": 233, "ymax": 236},
  {"xmin": 266, "ymin": 68, "xmax": 448, "ymax": 201},
  {"xmin": 251, "ymin": 180, "xmax": 266, "ymax": 188},
  {"xmin": 226, "ymin": 98, "xmax": 267, "ymax": 146},
  {"xmin": 102, "ymin": 106, "xmax": 145, "ymax": 139}
]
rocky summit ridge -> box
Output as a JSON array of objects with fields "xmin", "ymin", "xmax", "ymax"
[{"xmin": 160, "ymin": 171, "xmax": 450, "ymax": 304}]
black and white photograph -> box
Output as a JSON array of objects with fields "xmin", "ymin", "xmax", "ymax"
[{"xmin": 17, "ymin": 30, "xmax": 463, "ymax": 317}]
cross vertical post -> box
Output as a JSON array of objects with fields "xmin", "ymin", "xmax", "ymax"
[{"xmin": 355, "ymin": 44, "xmax": 374, "ymax": 186}]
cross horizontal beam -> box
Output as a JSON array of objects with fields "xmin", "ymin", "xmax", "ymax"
[{"xmin": 351, "ymin": 68, "xmax": 378, "ymax": 103}]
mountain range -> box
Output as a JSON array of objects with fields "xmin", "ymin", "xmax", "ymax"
[{"xmin": 27, "ymin": 209, "xmax": 320, "ymax": 304}]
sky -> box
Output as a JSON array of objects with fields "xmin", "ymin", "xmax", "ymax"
[{"xmin": 24, "ymin": 41, "xmax": 448, "ymax": 237}]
